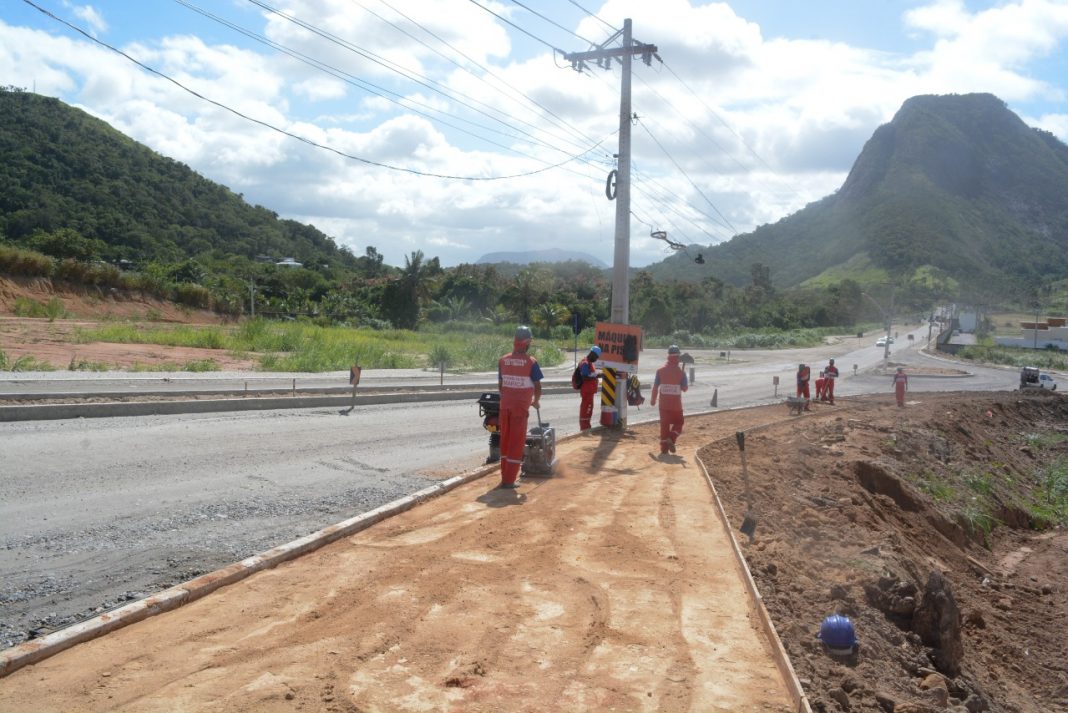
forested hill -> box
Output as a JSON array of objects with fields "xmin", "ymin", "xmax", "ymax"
[
  {"xmin": 0, "ymin": 87, "xmax": 356, "ymax": 269},
  {"xmin": 646, "ymin": 93, "xmax": 1068, "ymax": 297}
]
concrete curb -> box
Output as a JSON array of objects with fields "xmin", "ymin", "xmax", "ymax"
[
  {"xmin": 695, "ymin": 425, "xmax": 814, "ymax": 713},
  {"xmin": 0, "ymin": 386, "xmax": 575, "ymax": 422},
  {"xmin": 0, "ymin": 425, "xmax": 591, "ymax": 678}
]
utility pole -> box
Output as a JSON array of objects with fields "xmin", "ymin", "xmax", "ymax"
[
  {"xmin": 564, "ymin": 20, "xmax": 656, "ymax": 428},
  {"xmin": 564, "ymin": 19, "xmax": 657, "ymax": 324}
]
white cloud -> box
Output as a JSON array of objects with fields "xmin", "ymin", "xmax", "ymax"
[{"xmin": 65, "ymin": 3, "xmax": 107, "ymax": 36}]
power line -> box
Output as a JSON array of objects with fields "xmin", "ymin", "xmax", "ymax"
[
  {"xmin": 658, "ymin": 59, "xmax": 778, "ymax": 176},
  {"xmin": 248, "ymin": 0, "xmax": 587, "ymax": 153},
  {"xmin": 636, "ymin": 118, "xmax": 737, "ymax": 234},
  {"xmin": 631, "ymin": 180, "xmax": 725, "ymax": 243},
  {"xmin": 364, "ymin": 0, "xmax": 603, "ymax": 152},
  {"xmin": 508, "ymin": 0, "xmax": 598, "ymax": 47},
  {"xmin": 465, "ymin": 0, "xmax": 565, "ymax": 54},
  {"xmin": 178, "ymin": 0, "xmax": 587, "ymax": 162},
  {"xmin": 21, "ymin": 0, "xmax": 609, "ymax": 181},
  {"xmin": 566, "ymin": 0, "xmax": 616, "ymax": 35},
  {"xmin": 632, "ymin": 70, "xmax": 755, "ymax": 176}
]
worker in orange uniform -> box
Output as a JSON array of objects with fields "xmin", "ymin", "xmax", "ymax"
[
  {"xmin": 796, "ymin": 363, "xmax": 812, "ymax": 411},
  {"xmin": 814, "ymin": 370, "xmax": 826, "ymax": 402},
  {"xmin": 578, "ymin": 345, "xmax": 601, "ymax": 431},
  {"xmin": 497, "ymin": 325, "xmax": 543, "ymax": 489},
  {"xmin": 650, "ymin": 345, "xmax": 689, "ymax": 455},
  {"xmin": 892, "ymin": 366, "xmax": 908, "ymax": 407},
  {"xmin": 824, "ymin": 358, "xmax": 840, "ymax": 404}
]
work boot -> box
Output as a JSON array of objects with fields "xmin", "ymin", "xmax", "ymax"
[
  {"xmin": 669, "ymin": 442, "xmax": 677, "ymax": 454},
  {"xmin": 498, "ymin": 481, "xmax": 520, "ymax": 489}
]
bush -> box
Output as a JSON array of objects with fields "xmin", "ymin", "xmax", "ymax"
[
  {"xmin": 13, "ymin": 296, "xmax": 48, "ymax": 317},
  {"xmin": 175, "ymin": 283, "xmax": 213, "ymax": 310},
  {"xmin": 0, "ymin": 244, "xmax": 54, "ymax": 276},
  {"xmin": 44, "ymin": 297, "xmax": 65, "ymax": 321},
  {"xmin": 428, "ymin": 343, "xmax": 452, "ymax": 368},
  {"xmin": 52, "ymin": 258, "xmax": 121, "ymax": 287}
]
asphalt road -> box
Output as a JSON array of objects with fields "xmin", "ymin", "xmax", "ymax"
[{"xmin": 0, "ymin": 328, "xmax": 1020, "ymax": 649}]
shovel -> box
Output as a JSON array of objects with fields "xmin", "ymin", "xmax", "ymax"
[{"xmin": 736, "ymin": 431, "xmax": 758, "ymax": 541}]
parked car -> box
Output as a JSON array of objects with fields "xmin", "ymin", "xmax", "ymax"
[
  {"xmin": 875, "ymin": 337, "xmax": 895, "ymax": 347},
  {"xmin": 1020, "ymin": 367, "xmax": 1057, "ymax": 390}
]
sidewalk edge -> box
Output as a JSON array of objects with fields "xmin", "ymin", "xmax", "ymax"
[{"xmin": 695, "ymin": 448, "xmax": 813, "ymax": 713}]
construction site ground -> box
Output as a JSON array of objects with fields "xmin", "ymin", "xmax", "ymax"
[
  {"xmin": 2, "ymin": 391, "xmax": 1066, "ymax": 712},
  {"xmin": 0, "ymin": 407, "xmax": 797, "ymax": 713}
]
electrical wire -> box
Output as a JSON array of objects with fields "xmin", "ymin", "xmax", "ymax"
[
  {"xmin": 566, "ymin": 0, "xmax": 617, "ymax": 35},
  {"xmin": 21, "ymin": 0, "xmax": 610, "ymax": 181},
  {"xmin": 179, "ymin": 1, "xmax": 562, "ymax": 157},
  {"xmin": 248, "ymin": 0, "xmax": 589, "ymax": 153},
  {"xmin": 180, "ymin": 0, "xmax": 594, "ymax": 164},
  {"xmin": 632, "ymin": 70, "xmax": 755, "ymax": 176},
  {"xmin": 508, "ymin": 0, "xmax": 598, "ymax": 47},
  {"xmin": 367, "ymin": 0, "xmax": 604, "ymax": 151},
  {"xmin": 465, "ymin": 0, "xmax": 565, "ymax": 54},
  {"xmin": 658, "ymin": 59, "xmax": 779, "ymax": 176},
  {"xmin": 571, "ymin": 41, "xmax": 731, "ymax": 243},
  {"xmin": 636, "ymin": 118, "xmax": 737, "ymax": 234}
]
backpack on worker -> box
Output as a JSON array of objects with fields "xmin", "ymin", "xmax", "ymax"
[
  {"xmin": 626, "ymin": 375, "xmax": 645, "ymax": 407},
  {"xmin": 571, "ymin": 365, "xmax": 583, "ymax": 390}
]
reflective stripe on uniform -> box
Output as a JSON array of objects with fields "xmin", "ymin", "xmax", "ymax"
[
  {"xmin": 659, "ymin": 384, "xmax": 682, "ymax": 395},
  {"xmin": 501, "ymin": 374, "xmax": 534, "ymax": 389}
]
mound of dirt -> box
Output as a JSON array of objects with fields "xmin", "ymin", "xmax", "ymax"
[
  {"xmin": 0, "ymin": 275, "xmax": 224, "ymax": 324},
  {"xmin": 700, "ymin": 391, "xmax": 1068, "ymax": 713},
  {"xmin": 0, "ymin": 275, "xmax": 249, "ymax": 370}
]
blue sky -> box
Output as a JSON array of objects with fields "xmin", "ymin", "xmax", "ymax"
[{"xmin": 3, "ymin": 0, "xmax": 1068, "ymax": 268}]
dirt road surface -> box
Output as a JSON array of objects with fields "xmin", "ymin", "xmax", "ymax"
[{"xmin": 0, "ymin": 409, "xmax": 797, "ymax": 712}]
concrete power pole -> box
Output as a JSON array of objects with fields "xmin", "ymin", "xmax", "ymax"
[
  {"xmin": 564, "ymin": 20, "xmax": 657, "ymax": 427},
  {"xmin": 564, "ymin": 19, "xmax": 657, "ymax": 324}
]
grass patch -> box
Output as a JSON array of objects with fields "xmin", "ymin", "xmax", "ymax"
[
  {"xmin": 1024, "ymin": 432, "xmax": 1068, "ymax": 450},
  {"xmin": 959, "ymin": 503, "xmax": 998, "ymax": 540},
  {"xmin": 911, "ymin": 471, "xmax": 956, "ymax": 502},
  {"xmin": 958, "ymin": 344, "xmax": 1068, "ymax": 371},
  {"xmin": 68, "ymin": 358, "xmax": 110, "ymax": 372},
  {"xmin": 1027, "ymin": 457, "xmax": 1068, "ymax": 527},
  {"xmin": 0, "ymin": 352, "xmax": 57, "ymax": 371},
  {"xmin": 73, "ymin": 319, "xmax": 569, "ymax": 373},
  {"xmin": 127, "ymin": 359, "xmax": 220, "ymax": 372},
  {"xmin": 962, "ymin": 468, "xmax": 995, "ymax": 496},
  {"xmin": 648, "ymin": 325, "xmax": 857, "ymax": 351}
]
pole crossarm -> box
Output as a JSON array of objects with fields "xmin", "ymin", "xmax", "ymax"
[{"xmin": 563, "ymin": 42, "xmax": 658, "ymax": 71}]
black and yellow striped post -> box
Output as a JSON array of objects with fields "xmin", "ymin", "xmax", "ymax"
[{"xmin": 600, "ymin": 367, "xmax": 619, "ymax": 427}]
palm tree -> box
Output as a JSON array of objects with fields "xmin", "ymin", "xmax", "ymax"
[{"xmin": 533, "ymin": 303, "xmax": 564, "ymax": 336}]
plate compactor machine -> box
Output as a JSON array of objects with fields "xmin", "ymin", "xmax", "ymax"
[{"xmin": 477, "ymin": 392, "xmax": 557, "ymax": 476}]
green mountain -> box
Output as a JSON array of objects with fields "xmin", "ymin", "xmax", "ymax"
[
  {"xmin": 0, "ymin": 87, "xmax": 356, "ymax": 269},
  {"xmin": 646, "ymin": 93, "xmax": 1068, "ymax": 297}
]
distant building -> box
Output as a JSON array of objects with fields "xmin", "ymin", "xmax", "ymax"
[
  {"xmin": 275, "ymin": 257, "xmax": 303, "ymax": 268},
  {"xmin": 995, "ymin": 317, "xmax": 1067, "ymax": 350}
]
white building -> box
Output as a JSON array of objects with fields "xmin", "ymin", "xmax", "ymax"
[{"xmin": 995, "ymin": 317, "xmax": 1068, "ymax": 349}]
